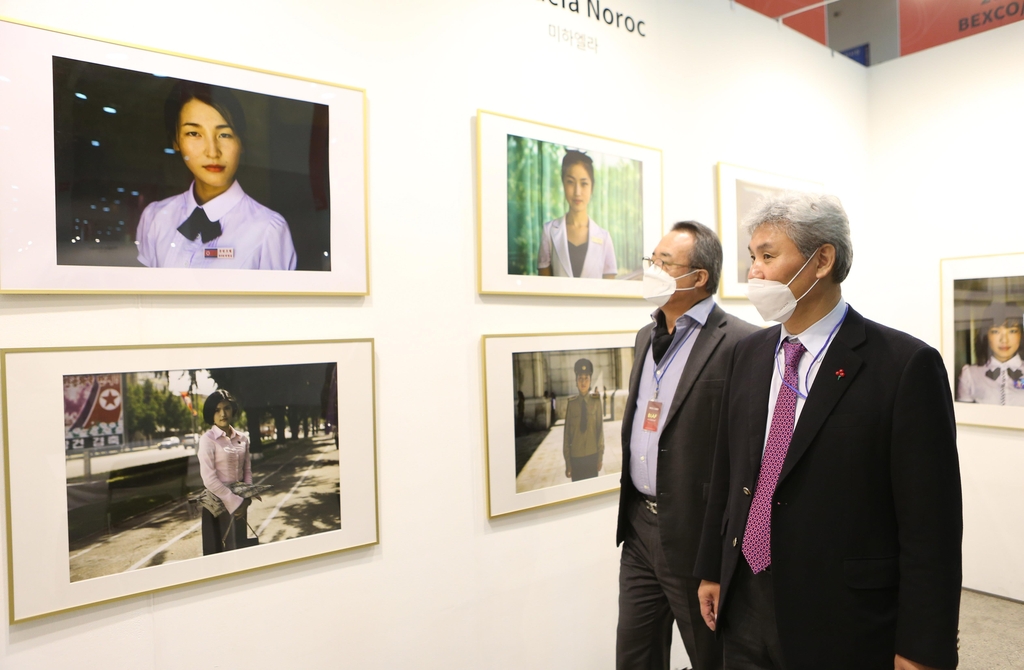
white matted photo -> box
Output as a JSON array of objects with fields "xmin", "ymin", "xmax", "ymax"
[
  {"xmin": 0, "ymin": 19, "xmax": 367, "ymax": 294},
  {"xmin": 477, "ymin": 110, "xmax": 662, "ymax": 298},
  {"xmin": 941, "ymin": 253, "xmax": 1024, "ymax": 430},
  {"xmin": 716, "ymin": 162, "xmax": 823, "ymax": 300},
  {"xmin": 2, "ymin": 339, "xmax": 378, "ymax": 622},
  {"xmin": 483, "ymin": 332, "xmax": 635, "ymax": 516}
]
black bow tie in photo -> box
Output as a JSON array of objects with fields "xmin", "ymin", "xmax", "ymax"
[{"xmin": 177, "ymin": 207, "xmax": 222, "ymax": 243}]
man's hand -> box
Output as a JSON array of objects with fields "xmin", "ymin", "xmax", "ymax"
[
  {"xmin": 597, "ymin": 458, "xmax": 603, "ymax": 472},
  {"xmin": 565, "ymin": 466, "xmax": 572, "ymax": 478},
  {"xmin": 894, "ymin": 655, "xmax": 940, "ymax": 670},
  {"xmin": 697, "ymin": 580, "xmax": 720, "ymax": 631}
]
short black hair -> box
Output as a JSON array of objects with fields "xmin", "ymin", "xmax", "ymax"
[
  {"xmin": 670, "ymin": 220, "xmax": 723, "ymax": 294},
  {"xmin": 561, "ymin": 150, "xmax": 594, "ymax": 184},
  {"xmin": 164, "ymin": 80, "xmax": 247, "ymax": 149},
  {"xmin": 974, "ymin": 302, "xmax": 1023, "ymax": 362},
  {"xmin": 203, "ymin": 389, "xmax": 240, "ymax": 426}
]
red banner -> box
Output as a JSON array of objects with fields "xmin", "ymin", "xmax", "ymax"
[
  {"xmin": 901, "ymin": 0, "xmax": 1024, "ymax": 56},
  {"xmin": 64, "ymin": 374, "xmax": 125, "ymax": 449},
  {"xmin": 736, "ymin": 0, "xmax": 827, "ymax": 45}
]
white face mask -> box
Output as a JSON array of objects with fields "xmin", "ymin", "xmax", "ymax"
[
  {"xmin": 747, "ymin": 250, "xmax": 820, "ymax": 323},
  {"xmin": 643, "ymin": 264, "xmax": 699, "ymax": 307}
]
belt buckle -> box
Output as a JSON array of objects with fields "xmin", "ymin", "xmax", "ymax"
[{"xmin": 643, "ymin": 498, "xmax": 658, "ymax": 515}]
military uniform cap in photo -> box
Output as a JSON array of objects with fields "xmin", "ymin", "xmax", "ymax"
[{"xmin": 575, "ymin": 359, "xmax": 593, "ymax": 376}]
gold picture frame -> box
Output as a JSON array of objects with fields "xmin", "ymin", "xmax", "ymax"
[
  {"xmin": 482, "ymin": 331, "xmax": 635, "ymax": 517},
  {"xmin": 477, "ymin": 110, "xmax": 663, "ymax": 299},
  {"xmin": 940, "ymin": 253, "xmax": 1024, "ymax": 429},
  {"xmin": 2, "ymin": 338, "xmax": 378, "ymax": 622},
  {"xmin": 0, "ymin": 18, "xmax": 369, "ymax": 295}
]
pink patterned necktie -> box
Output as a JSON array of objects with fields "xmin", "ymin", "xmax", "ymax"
[{"xmin": 742, "ymin": 338, "xmax": 806, "ymax": 574}]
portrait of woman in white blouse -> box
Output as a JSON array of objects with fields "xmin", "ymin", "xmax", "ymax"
[
  {"xmin": 957, "ymin": 301, "xmax": 1024, "ymax": 406},
  {"xmin": 537, "ymin": 150, "xmax": 618, "ymax": 279},
  {"xmin": 135, "ymin": 81, "xmax": 297, "ymax": 270},
  {"xmin": 198, "ymin": 390, "xmax": 254, "ymax": 554}
]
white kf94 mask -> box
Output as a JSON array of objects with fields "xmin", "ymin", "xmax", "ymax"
[
  {"xmin": 642, "ymin": 264, "xmax": 698, "ymax": 308},
  {"xmin": 746, "ymin": 249, "xmax": 821, "ymax": 323}
]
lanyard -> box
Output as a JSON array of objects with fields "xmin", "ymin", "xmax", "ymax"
[
  {"xmin": 652, "ymin": 319, "xmax": 699, "ymax": 400},
  {"xmin": 774, "ymin": 304, "xmax": 849, "ymax": 399}
]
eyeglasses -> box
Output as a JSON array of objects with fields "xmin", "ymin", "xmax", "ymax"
[{"xmin": 642, "ymin": 257, "xmax": 699, "ymax": 273}]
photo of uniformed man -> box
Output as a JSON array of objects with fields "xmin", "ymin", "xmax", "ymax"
[
  {"xmin": 562, "ymin": 358, "xmax": 604, "ymax": 481},
  {"xmin": 511, "ymin": 346, "xmax": 631, "ymax": 493}
]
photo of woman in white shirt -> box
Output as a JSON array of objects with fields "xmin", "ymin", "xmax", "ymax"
[
  {"xmin": 135, "ymin": 82, "xmax": 297, "ymax": 270},
  {"xmin": 198, "ymin": 390, "xmax": 254, "ymax": 554},
  {"xmin": 537, "ymin": 150, "xmax": 618, "ymax": 279},
  {"xmin": 957, "ymin": 301, "xmax": 1024, "ymax": 406}
]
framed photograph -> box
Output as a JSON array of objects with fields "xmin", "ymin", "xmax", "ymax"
[
  {"xmin": 716, "ymin": 163, "xmax": 823, "ymax": 299},
  {"xmin": 477, "ymin": 110, "xmax": 663, "ymax": 298},
  {"xmin": 941, "ymin": 253, "xmax": 1024, "ymax": 430},
  {"xmin": 0, "ymin": 19, "xmax": 367, "ymax": 295},
  {"xmin": 483, "ymin": 331, "xmax": 635, "ymax": 516},
  {"xmin": 2, "ymin": 339, "xmax": 378, "ymax": 621}
]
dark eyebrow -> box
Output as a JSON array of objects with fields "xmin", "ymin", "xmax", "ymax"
[
  {"xmin": 180, "ymin": 122, "xmax": 234, "ymax": 130},
  {"xmin": 748, "ymin": 241, "xmax": 775, "ymax": 254}
]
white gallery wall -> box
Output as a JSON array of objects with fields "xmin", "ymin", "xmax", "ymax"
[
  {"xmin": 0, "ymin": 0, "xmax": 1013, "ymax": 667},
  {"xmin": 865, "ymin": 19, "xmax": 1024, "ymax": 602}
]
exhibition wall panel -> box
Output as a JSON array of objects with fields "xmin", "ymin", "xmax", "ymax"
[
  {"xmin": 0, "ymin": 0, "xmax": 869, "ymax": 668},
  {"xmin": 866, "ymin": 20, "xmax": 1024, "ymax": 602}
]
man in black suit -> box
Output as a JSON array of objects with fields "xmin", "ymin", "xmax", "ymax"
[
  {"xmin": 695, "ymin": 193, "xmax": 962, "ymax": 670},
  {"xmin": 616, "ymin": 221, "xmax": 758, "ymax": 670}
]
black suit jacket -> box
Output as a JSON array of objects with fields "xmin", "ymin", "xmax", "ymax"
[
  {"xmin": 616, "ymin": 302, "xmax": 758, "ymax": 579},
  {"xmin": 694, "ymin": 306, "xmax": 962, "ymax": 670}
]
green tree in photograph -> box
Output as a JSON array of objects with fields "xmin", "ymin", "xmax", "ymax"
[
  {"xmin": 161, "ymin": 391, "xmax": 193, "ymax": 434},
  {"xmin": 125, "ymin": 379, "xmax": 159, "ymax": 439},
  {"xmin": 123, "ymin": 376, "xmax": 197, "ymax": 441},
  {"xmin": 506, "ymin": 135, "xmax": 643, "ymax": 277}
]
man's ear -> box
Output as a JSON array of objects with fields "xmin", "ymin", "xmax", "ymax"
[{"xmin": 815, "ymin": 244, "xmax": 837, "ymax": 280}]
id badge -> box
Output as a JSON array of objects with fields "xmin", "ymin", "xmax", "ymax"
[{"xmin": 642, "ymin": 400, "xmax": 662, "ymax": 431}]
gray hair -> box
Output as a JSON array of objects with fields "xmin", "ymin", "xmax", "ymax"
[
  {"xmin": 670, "ymin": 220, "xmax": 722, "ymax": 294},
  {"xmin": 745, "ymin": 192, "xmax": 853, "ymax": 283}
]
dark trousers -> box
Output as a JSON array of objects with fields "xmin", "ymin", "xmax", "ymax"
[
  {"xmin": 721, "ymin": 557, "xmax": 787, "ymax": 670},
  {"xmin": 570, "ymin": 453, "xmax": 600, "ymax": 481},
  {"xmin": 617, "ymin": 496, "xmax": 723, "ymax": 670},
  {"xmin": 201, "ymin": 508, "xmax": 248, "ymax": 555}
]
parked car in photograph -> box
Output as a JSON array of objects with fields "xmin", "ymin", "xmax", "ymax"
[{"xmin": 157, "ymin": 436, "xmax": 181, "ymax": 449}]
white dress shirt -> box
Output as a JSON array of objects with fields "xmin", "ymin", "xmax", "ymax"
[
  {"xmin": 762, "ymin": 298, "xmax": 849, "ymax": 453},
  {"xmin": 136, "ymin": 180, "xmax": 297, "ymax": 270},
  {"xmin": 957, "ymin": 354, "xmax": 1024, "ymax": 406},
  {"xmin": 537, "ymin": 217, "xmax": 617, "ymax": 278},
  {"xmin": 629, "ymin": 297, "xmax": 716, "ymax": 496}
]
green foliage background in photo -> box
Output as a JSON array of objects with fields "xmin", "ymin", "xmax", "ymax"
[{"xmin": 506, "ymin": 134, "xmax": 643, "ymax": 277}]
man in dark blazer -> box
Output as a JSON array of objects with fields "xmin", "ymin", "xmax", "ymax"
[
  {"xmin": 694, "ymin": 193, "xmax": 962, "ymax": 670},
  {"xmin": 616, "ymin": 221, "xmax": 758, "ymax": 670}
]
